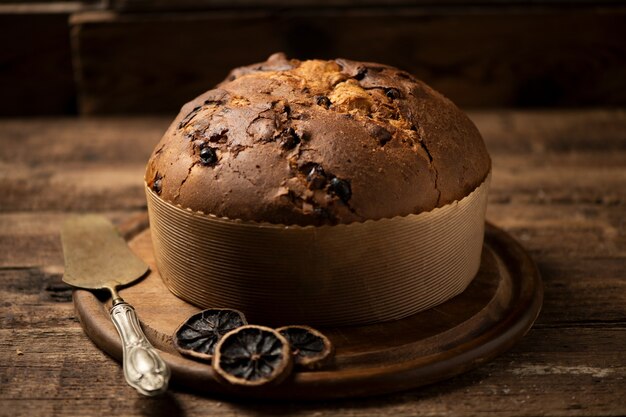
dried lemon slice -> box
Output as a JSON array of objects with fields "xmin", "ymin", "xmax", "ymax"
[
  {"xmin": 277, "ymin": 325, "xmax": 333, "ymax": 369},
  {"xmin": 213, "ymin": 325, "xmax": 293, "ymax": 386},
  {"xmin": 173, "ymin": 309, "xmax": 247, "ymax": 361}
]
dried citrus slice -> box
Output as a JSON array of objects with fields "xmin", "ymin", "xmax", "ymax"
[
  {"xmin": 173, "ymin": 309, "xmax": 247, "ymax": 361},
  {"xmin": 277, "ymin": 325, "xmax": 333, "ymax": 369},
  {"xmin": 213, "ymin": 325, "xmax": 293, "ymax": 386}
]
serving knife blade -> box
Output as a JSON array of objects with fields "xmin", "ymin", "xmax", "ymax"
[{"xmin": 61, "ymin": 215, "xmax": 170, "ymax": 396}]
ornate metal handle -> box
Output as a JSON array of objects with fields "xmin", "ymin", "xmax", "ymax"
[{"xmin": 110, "ymin": 301, "xmax": 170, "ymax": 396}]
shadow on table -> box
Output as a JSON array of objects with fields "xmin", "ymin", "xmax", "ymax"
[
  {"xmin": 129, "ymin": 360, "xmax": 494, "ymax": 416},
  {"xmin": 226, "ymin": 369, "xmax": 485, "ymax": 415},
  {"xmin": 135, "ymin": 392, "xmax": 185, "ymax": 417}
]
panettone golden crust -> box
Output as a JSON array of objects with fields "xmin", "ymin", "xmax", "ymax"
[{"xmin": 146, "ymin": 53, "xmax": 490, "ymax": 226}]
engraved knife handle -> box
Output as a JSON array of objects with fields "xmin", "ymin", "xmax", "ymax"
[{"xmin": 110, "ymin": 301, "xmax": 170, "ymax": 396}]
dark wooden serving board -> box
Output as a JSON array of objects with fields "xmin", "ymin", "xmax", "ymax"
[{"xmin": 73, "ymin": 220, "xmax": 542, "ymax": 399}]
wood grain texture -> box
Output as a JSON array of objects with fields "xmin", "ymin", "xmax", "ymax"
[
  {"xmin": 69, "ymin": 10, "xmax": 626, "ymax": 114},
  {"xmin": 0, "ymin": 110, "xmax": 625, "ymax": 415}
]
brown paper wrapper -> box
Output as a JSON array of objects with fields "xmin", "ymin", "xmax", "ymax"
[{"xmin": 146, "ymin": 173, "xmax": 491, "ymax": 327}]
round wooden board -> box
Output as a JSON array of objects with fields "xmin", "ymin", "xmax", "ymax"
[{"xmin": 73, "ymin": 221, "xmax": 542, "ymax": 399}]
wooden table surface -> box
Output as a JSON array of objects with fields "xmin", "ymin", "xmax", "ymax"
[{"xmin": 1, "ymin": 110, "xmax": 625, "ymax": 416}]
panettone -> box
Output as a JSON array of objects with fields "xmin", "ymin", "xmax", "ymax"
[
  {"xmin": 144, "ymin": 53, "xmax": 492, "ymax": 326},
  {"xmin": 146, "ymin": 53, "xmax": 490, "ymax": 226}
]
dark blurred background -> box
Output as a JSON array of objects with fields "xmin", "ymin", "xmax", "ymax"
[{"xmin": 1, "ymin": 0, "xmax": 625, "ymax": 116}]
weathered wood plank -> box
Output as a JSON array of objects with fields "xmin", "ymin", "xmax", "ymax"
[
  {"xmin": 1, "ymin": 327, "xmax": 624, "ymax": 416},
  {"xmin": 0, "ymin": 211, "xmax": 144, "ymax": 267},
  {"xmin": 70, "ymin": 11, "xmax": 626, "ymax": 113},
  {"xmin": 474, "ymin": 109, "xmax": 626, "ymax": 153},
  {"xmin": 486, "ymin": 204, "xmax": 626, "ymax": 259},
  {"xmin": 0, "ymin": 163, "xmax": 148, "ymax": 212},
  {"xmin": 0, "ymin": 117, "xmax": 167, "ymax": 163},
  {"xmin": 490, "ymin": 155, "xmax": 626, "ymax": 205}
]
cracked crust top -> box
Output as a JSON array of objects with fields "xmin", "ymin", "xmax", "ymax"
[{"xmin": 145, "ymin": 53, "xmax": 491, "ymax": 226}]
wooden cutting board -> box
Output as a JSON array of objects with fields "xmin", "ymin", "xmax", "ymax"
[{"xmin": 73, "ymin": 217, "xmax": 542, "ymax": 399}]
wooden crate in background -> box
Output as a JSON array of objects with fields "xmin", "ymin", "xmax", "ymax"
[
  {"xmin": 2, "ymin": 1, "xmax": 626, "ymax": 115},
  {"xmin": 0, "ymin": 13, "xmax": 77, "ymax": 116}
]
